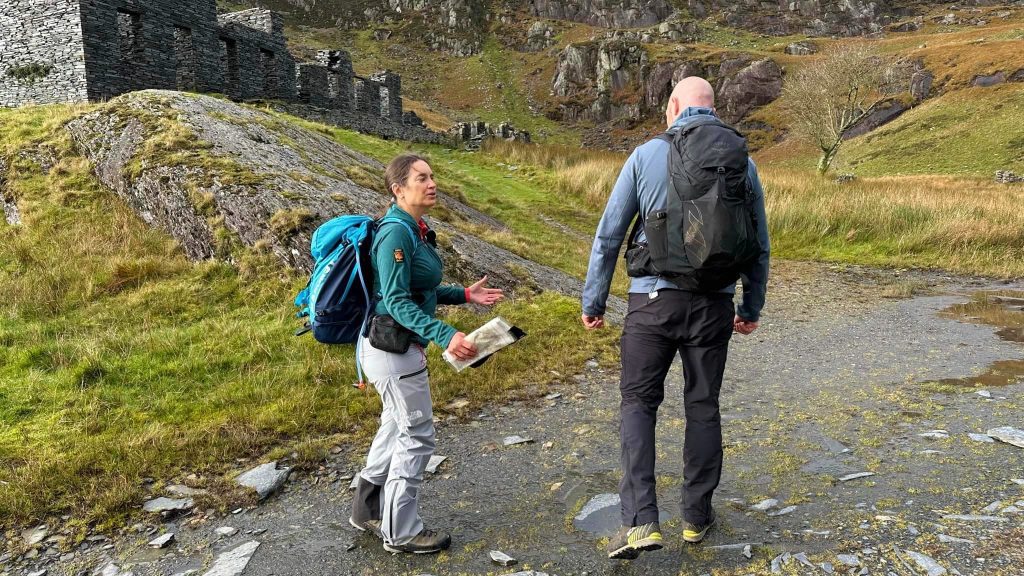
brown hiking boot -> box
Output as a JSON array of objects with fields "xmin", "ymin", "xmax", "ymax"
[{"xmin": 382, "ymin": 528, "xmax": 451, "ymax": 554}]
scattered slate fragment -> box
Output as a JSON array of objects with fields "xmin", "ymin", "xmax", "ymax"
[
  {"xmin": 489, "ymin": 550, "xmax": 517, "ymax": 566},
  {"xmin": 505, "ymin": 572, "xmax": 549, "ymax": 576},
  {"xmin": 425, "ymin": 455, "xmax": 447, "ymax": 474},
  {"xmin": 836, "ymin": 554, "xmax": 860, "ymax": 567},
  {"xmin": 22, "ymin": 525, "xmax": 48, "ymax": 546},
  {"xmin": 166, "ymin": 485, "xmax": 207, "ymax": 497},
  {"xmin": 503, "ymin": 435, "xmax": 534, "ymax": 446},
  {"xmin": 981, "ymin": 500, "xmax": 1003, "ymax": 513},
  {"xmin": 751, "ymin": 498, "xmax": 778, "ymax": 511},
  {"xmin": 987, "ymin": 426, "xmax": 1024, "ymax": 448},
  {"xmin": 904, "ymin": 550, "xmax": 946, "ymax": 576},
  {"xmin": 918, "ymin": 430, "xmax": 949, "ymax": 440},
  {"xmin": 143, "ymin": 497, "xmax": 194, "ymax": 514},
  {"xmin": 838, "ymin": 472, "xmax": 875, "ymax": 482},
  {"xmin": 148, "ymin": 533, "xmax": 175, "ymax": 548},
  {"xmin": 820, "ymin": 562, "xmax": 834, "ymax": 574},
  {"xmin": 968, "ymin": 433, "xmax": 994, "ymax": 443},
  {"xmin": 215, "ymin": 527, "xmax": 238, "ymax": 538},
  {"xmin": 743, "ymin": 544, "xmax": 752, "ymax": 559},
  {"xmin": 202, "ymin": 540, "xmax": 260, "ymax": 576},
  {"xmin": 976, "ymin": 390, "xmax": 992, "ymax": 398},
  {"xmin": 235, "ymin": 462, "xmax": 290, "ymax": 500},
  {"xmin": 937, "ymin": 534, "xmax": 974, "ymax": 544},
  {"xmin": 941, "ymin": 514, "xmax": 1007, "ymax": 522},
  {"xmin": 27, "ymin": 571, "xmax": 47, "ymax": 576},
  {"xmin": 544, "ymin": 392, "xmax": 561, "ymax": 400},
  {"xmin": 768, "ymin": 505, "xmax": 797, "ymax": 517}
]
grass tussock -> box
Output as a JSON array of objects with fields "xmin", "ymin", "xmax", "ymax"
[{"xmin": 764, "ymin": 168, "xmax": 1024, "ymax": 277}]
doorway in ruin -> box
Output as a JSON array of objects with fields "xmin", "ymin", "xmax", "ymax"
[
  {"xmin": 259, "ymin": 49, "xmax": 277, "ymax": 98},
  {"xmin": 117, "ymin": 9, "xmax": 144, "ymax": 89},
  {"xmin": 219, "ymin": 38, "xmax": 238, "ymax": 96},
  {"xmin": 173, "ymin": 26, "xmax": 196, "ymax": 91}
]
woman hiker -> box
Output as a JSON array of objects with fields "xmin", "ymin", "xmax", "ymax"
[{"xmin": 349, "ymin": 153, "xmax": 504, "ymax": 554}]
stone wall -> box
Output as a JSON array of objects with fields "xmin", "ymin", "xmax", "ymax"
[
  {"xmin": 217, "ymin": 9, "xmax": 296, "ymax": 101},
  {"xmin": 1, "ymin": 3, "xmax": 430, "ymax": 146},
  {"xmin": 77, "ymin": 0, "xmax": 222, "ymax": 100},
  {"xmin": 0, "ymin": 0, "xmax": 89, "ymax": 107}
]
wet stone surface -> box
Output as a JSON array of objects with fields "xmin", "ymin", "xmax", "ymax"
[{"xmin": 30, "ymin": 264, "xmax": 1024, "ymax": 575}]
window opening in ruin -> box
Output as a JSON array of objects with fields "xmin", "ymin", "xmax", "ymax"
[
  {"xmin": 173, "ymin": 26, "xmax": 196, "ymax": 92},
  {"xmin": 260, "ymin": 49, "xmax": 277, "ymax": 97},
  {"xmin": 219, "ymin": 38, "xmax": 238, "ymax": 95},
  {"xmin": 117, "ymin": 10, "xmax": 143, "ymax": 68}
]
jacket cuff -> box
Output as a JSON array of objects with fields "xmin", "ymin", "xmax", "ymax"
[{"xmin": 464, "ymin": 287, "xmax": 472, "ymax": 304}]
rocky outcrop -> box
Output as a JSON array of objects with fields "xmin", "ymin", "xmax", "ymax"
[
  {"xmin": 688, "ymin": 0, "xmax": 893, "ymax": 36},
  {"xmin": 452, "ymin": 121, "xmax": 531, "ymax": 149},
  {"xmin": 525, "ymin": 21, "xmax": 557, "ymax": 51},
  {"xmin": 843, "ymin": 99, "xmax": 911, "ymax": 139},
  {"xmin": 63, "ymin": 90, "xmax": 597, "ymax": 303},
  {"xmin": 551, "ymin": 39, "xmax": 648, "ymax": 123},
  {"xmin": 785, "ymin": 41, "xmax": 818, "ymax": 55},
  {"xmin": 529, "ymin": 0, "xmax": 674, "ymax": 28},
  {"xmin": 716, "ymin": 58, "xmax": 784, "ymax": 124}
]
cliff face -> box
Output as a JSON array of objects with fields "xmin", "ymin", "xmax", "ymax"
[
  {"xmin": 688, "ymin": 0, "xmax": 899, "ymax": 36},
  {"xmin": 528, "ymin": 0, "xmax": 674, "ymax": 28}
]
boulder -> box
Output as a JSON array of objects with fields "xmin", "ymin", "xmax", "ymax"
[
  {"xmin": 785, "ymin": 41, "xmax": 818, "ymax": 55},
  {"xmin": 235, "ymin": 462, "xmax": 290, "ymax": 500},
  {"xmin": 717, "ymin": 59, "xmax": 784, "ymax": 123},
  {"xmin": 911, "ymin": 70, "xmax": 933, "ymax": 101},
  {"xmin": 972, "ymin": 72, "xmax": 1007, "ymax": 87},
  {"xmin": 525, "ymin": 21, "xmax": 556, "ymax": 52}
]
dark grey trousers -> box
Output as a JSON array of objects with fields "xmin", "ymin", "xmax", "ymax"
[{"xmin": 618, "ymin": 289, "xmax": 734, "ymax": 527}]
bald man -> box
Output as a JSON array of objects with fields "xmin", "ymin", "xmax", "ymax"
[{"xmin": 581, "ymin": 77, "xmax": 770, "ymax": 559}]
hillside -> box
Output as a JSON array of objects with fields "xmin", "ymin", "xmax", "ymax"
[{"xmin": 219, "ymin": 0, "xmax": 1024, "ymax": 151}]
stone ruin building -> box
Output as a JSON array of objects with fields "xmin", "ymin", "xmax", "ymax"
[{"xmin": 0, "ymin": 0, "xmax": 410, "ymax": 126}]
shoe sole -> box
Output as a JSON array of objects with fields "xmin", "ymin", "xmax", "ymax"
[
  {"xmin": 348, "ymin": 517, "xmax": 366, "ymax": 532},
  {"xmin": 383, "ymin": 543, "xmax": 448, "ymax": 554},
  {"xmin": 608, "ymin": 535, "xmax": 664, "ymax": 560},
  {"xmin": 682, "ymin": 518, "xmax": 717, "ymax": 543}
]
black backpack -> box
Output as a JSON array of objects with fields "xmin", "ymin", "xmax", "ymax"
[{"xmin": 625, "ymin": 115, "xmax": 761, "ymax": 292}]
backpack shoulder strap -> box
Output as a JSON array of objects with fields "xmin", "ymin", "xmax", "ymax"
[{"xmin": 376, "ymin": 216, "xmax": 419, "ymax": 247}]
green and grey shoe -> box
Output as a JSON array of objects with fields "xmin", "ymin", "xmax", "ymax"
[
  {"xmin": 682, "ymin": 508, "xmax": 717, "ymax": 543},
  {"xmin": 606, "ymin": 521, "xmax": 664, "ymax": 560}
]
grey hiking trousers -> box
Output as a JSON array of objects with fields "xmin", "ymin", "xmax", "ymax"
[{"xmin": 357, "ymin": 337, "xmax": 435, "ymax": 546}]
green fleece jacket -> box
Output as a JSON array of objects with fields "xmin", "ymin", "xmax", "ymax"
[{"xmin": 371, "ymin": 205, "xmax": 467, "ymax": 348}]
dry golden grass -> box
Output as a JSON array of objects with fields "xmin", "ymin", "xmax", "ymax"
[
  {"xmin": 763, "ymin": 167, "xmax": 1024, "ymax": 276},
  {"xmin": 481, "ymin": 139, "xmax": 626, "ymax": 208}
]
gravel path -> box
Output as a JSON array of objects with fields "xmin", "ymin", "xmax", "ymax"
[{"xmin": 39, "ymin": 263, "xmax": 1024, "ymax": 576}]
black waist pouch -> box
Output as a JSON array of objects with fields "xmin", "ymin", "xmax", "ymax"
[
  {"xmin": 367, "ymin": 314, "xmax": 414, "ymax": 354},
  {"xmin": 625, "ymin": 242, "xmax": 654, "ymax": 277}
]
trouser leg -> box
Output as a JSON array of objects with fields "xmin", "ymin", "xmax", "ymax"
[
  {"xmin": 619, "ymin": 292, "xmax": 679, "ymax": 527},
  {"xmin": 369, "ymin": 344, "xmax": 434, "ymax": 546},
  {"xmin": 678, "ymin": 294, "xmax": 734, "ymax": 525}
]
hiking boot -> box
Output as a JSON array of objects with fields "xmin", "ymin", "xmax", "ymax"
[
  {"xmin": 682, "ymin": 508, "xmax": 717, "ymax": 543},
  {"xmin": 349, "ymin": 517, "xmax": 382, "ymax": 539},
  {"xmin": 349, "ymin": 477, "xmax": 382, "ymax": 532},
  {"xmin": 606, "ymin": 522, "xmax": 664, "ymax": 560},
  {"xmin": 383, "ymin": 528, "xmax": 452, "ymax": 554}
]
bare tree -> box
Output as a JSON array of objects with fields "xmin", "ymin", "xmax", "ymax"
[{"xmin": 783, "ymin": 43, "xmax": 893, "ymax": 174}]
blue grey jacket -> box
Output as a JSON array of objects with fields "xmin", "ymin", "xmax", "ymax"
[{"xmin": 582, "ymin": 107, "xmax": 770, "ymax": 321}]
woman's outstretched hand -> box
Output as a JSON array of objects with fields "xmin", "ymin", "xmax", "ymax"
[{"xmin": 467, "ymin": 275, "xmax": 504, "ymax": 306}]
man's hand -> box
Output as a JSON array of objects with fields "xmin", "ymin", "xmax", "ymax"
[
  {"xmin": 581, "ymin": 314, "xmax": 605, "ymax": 330},
  {"xmin": 446, "ymin": 332, "xmax": 478, "ymax": 360},
  {"xmin": 733, "ymin": 315, "xmax": 759, "ymax": 335},
  {"xmin": 467, "ymin": 275, "xmax": 504, "ymax": 306}
]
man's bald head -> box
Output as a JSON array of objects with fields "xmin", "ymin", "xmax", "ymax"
[{"xmin": 665, "ymin": 77, "xmax": 715, "ymax": 127}]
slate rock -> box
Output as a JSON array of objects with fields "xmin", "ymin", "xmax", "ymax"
[
  {"xmin": 838, "ymin": 472, "xmax": 875, "ymax": 482},
  {"xmin": 143, "ymin": 497, "xmax": 194, "ymax": 514},
  {"xmin": 503, "ymin": 435, "xmax": 534, "ymax": 446},
  {"xmin": 489, "ymin": 550, "xmax": 517, "ymax": 566},
  {"xmin": 750, "ymin": 498, "xmax": 778, "ymax": 511},
  {"xmin": 937, "ymin": 534, "xmax": 974, "ymax": 544},
  {"xmin": 573, "ymin": 493, "xmax": 621, "ymax": 535},
  {"xmin": 968, "ymin": 433, "xmax": 994, "ymax": 443},
  {"xmin": 904, "ymin": 550, "xmax": 946, "ymax": 576},
  {"xmin": 23, "ymin": 525, "xmax": 48, "ymax": 546},
  {"xmin": 148, "ymin": 533, "xmax": 175, "ymax": 548},
  {"xmin": 216, "ymin": 526, "xmax": 239, "ymax": 538},
  {"xmin": 235, "ymin": 462, "xmax": 290, "ymax": 500},
  {"xmin": 202, "ymin": 540, "xmax": 260, "ymax": 576},
  {"xmin": 987, "ymin": 426, "xmax": 1024, "ymax": 448},
  {"xmin": 836, "ymin": 554, "xmax": 861, "ymax": 566}
]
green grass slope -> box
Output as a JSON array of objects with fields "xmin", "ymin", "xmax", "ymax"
[{"xmin": 0, "ymin": 103, "xmax": 618, "ymax": 530}]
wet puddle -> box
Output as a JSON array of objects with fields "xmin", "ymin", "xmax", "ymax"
[{"xmin": 934, "ymin": 290, "xmax": 1024, "ymax": 389}]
